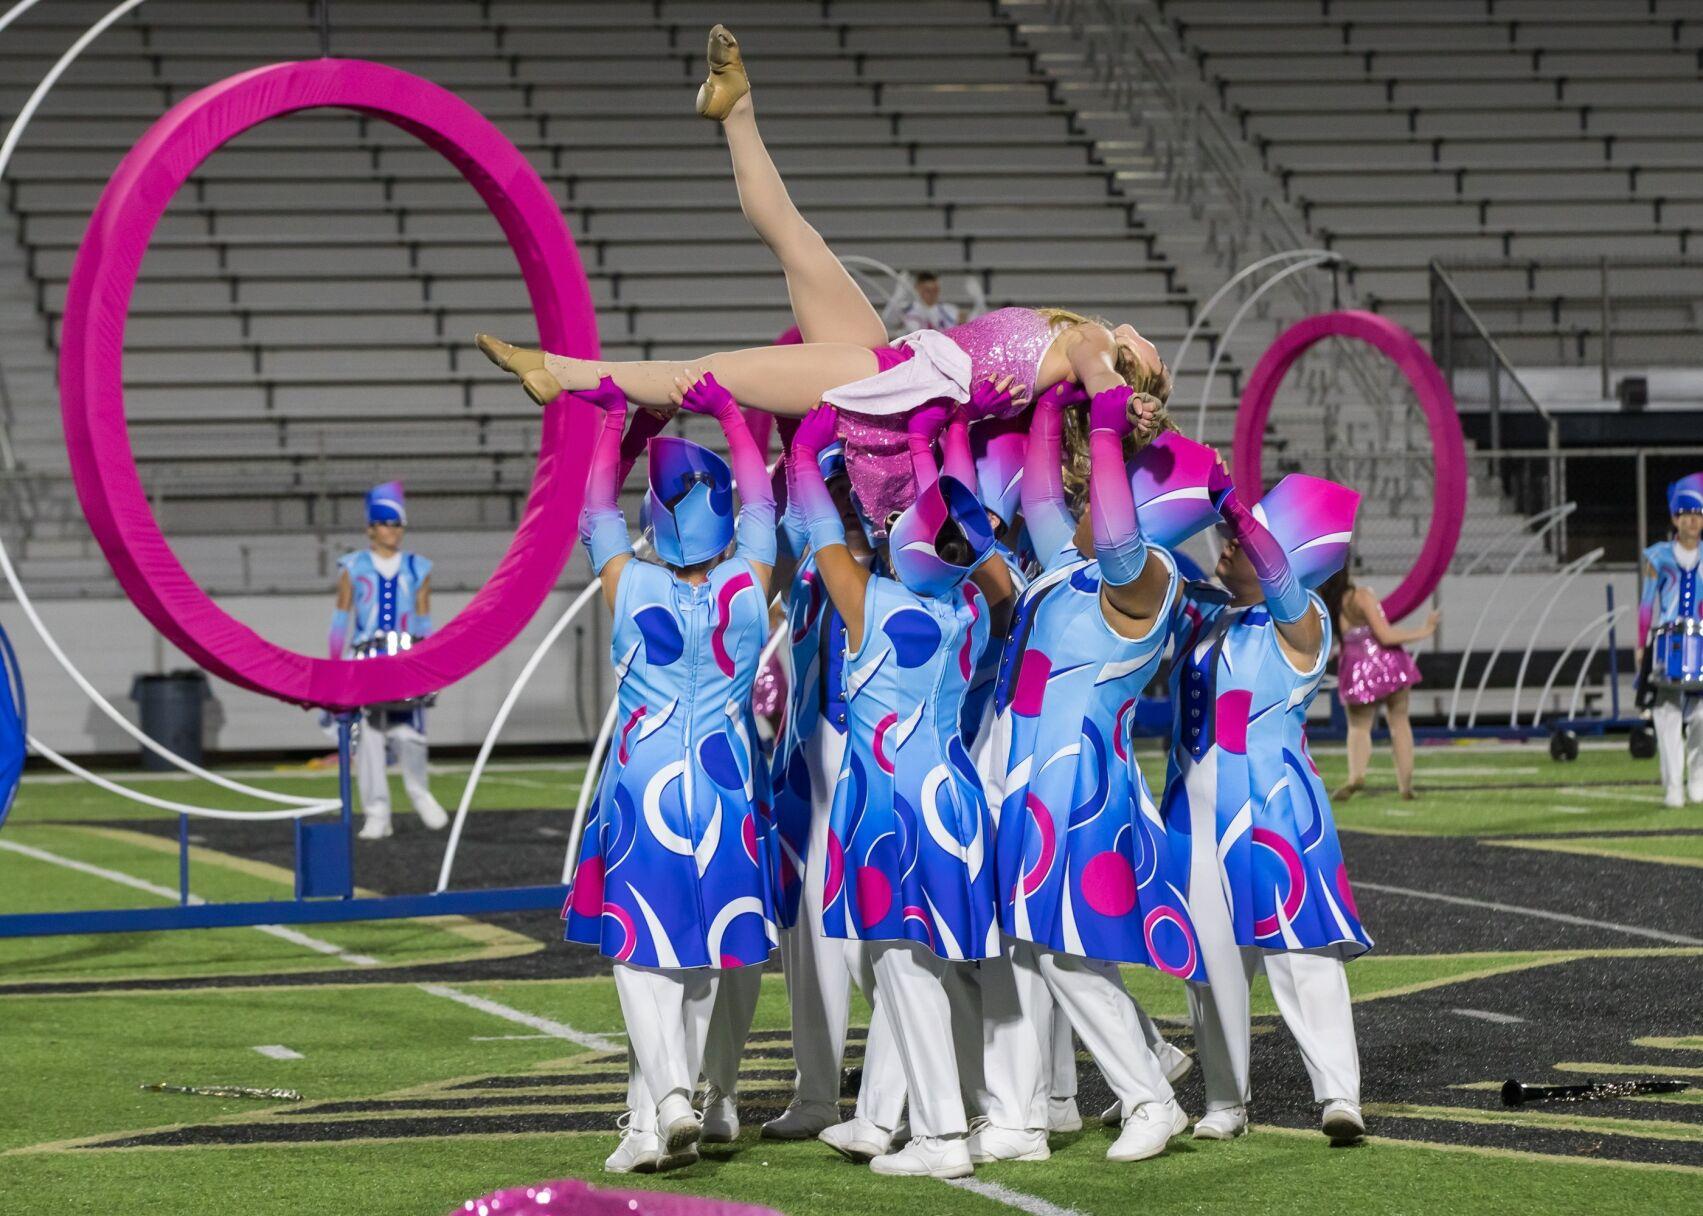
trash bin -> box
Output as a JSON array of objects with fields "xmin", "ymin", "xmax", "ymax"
[{"xmin": 130, "ymin": 669, "xmax": 209, "ymax": 771}]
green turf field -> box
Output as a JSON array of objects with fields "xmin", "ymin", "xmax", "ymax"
[{"xmin": 1, "ymin": 744, "xmax": 1698, "ymax": 1214}]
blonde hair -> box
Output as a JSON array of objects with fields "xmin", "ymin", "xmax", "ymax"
[{"xmin": 1036, "ymin": 310, "xmax": 1175, "ymax": 504}]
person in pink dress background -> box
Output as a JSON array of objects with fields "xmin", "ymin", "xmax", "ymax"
[{"xmin": 1326, "ymin": 577, "xmax": 1440, "ymax": 801}]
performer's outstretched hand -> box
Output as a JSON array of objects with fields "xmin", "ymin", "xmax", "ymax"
[
  {"xmin": 677, "ymin": 370, "xmax": 739, "ymax": 419},
  {"xmin": 1089, "ymin": 385, "xmax": 1135, "ymax": 436},
  {"xmin": 792, "ymin": 403, "xmax": 839, "ymax": 455},
  {"xmin": 574, "ymin": 375, "xmax": 628, "ymax": 415},
  {"xmin": 965, "ymin": 374, "xmax": 1025, "ymax": 422},
  {"xmin": 1034, "ymin": 379, "xmax": 1089, "ymax": 415},
  {"xmin": 906, "ymin": 402, "xmax": 952, "ymax": 444}
]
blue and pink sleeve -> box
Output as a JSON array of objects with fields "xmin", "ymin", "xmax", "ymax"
[
  {"xmin": 682, "ymin": 374, "xmax": 776, "ymax": 565},
  {"xmin": 1086, "ymin": 387, "xmax": 1147, "ymax": 587},
  {"xmin": 577, "ymin": 378, "xmax": 634, "ymax": 574},
  {"xmin": 1211, "ymin": 465, "xmax": 1308, "ymax": 624},
  {"xmin": 327, "ymin": 609, "xmax": 349, "ymax": 659},
  {"xmin": 788, "ymin": 406, "xmax": 847, "ymax": 553},
  {"xmin": 1022, "ymin": 383, "xmax": 1082, "ymax": 569}
]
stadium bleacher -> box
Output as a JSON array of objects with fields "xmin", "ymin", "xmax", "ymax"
[{"xmin": 0, "ymin": 0, "xmax": 1219, "ymax": 596}]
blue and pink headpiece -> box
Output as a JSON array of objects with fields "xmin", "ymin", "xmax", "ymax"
[
  {"xmin": 973, "ymin": 429, "xmax": 1026, "ymax": 530},
  {"xmin": 1250, "ymin": 473, "xmax": 1360, "ymax": 589},
  {"xmin": 366, "ymin": 481, "xmax": 406, "ymax": 526},
  {"xmin": 1126, "ymin": 432, "xmax": 1220, "ymax": 549},
  {"xmin": 647, "ymin": 436, "xmax": 733, "ymax": 568},
  {"xmin": 1669, "ymin": 472, "xmax": 1703, "ymax": 516},
  {"xmin": 888, "ymin": 474, "xmax": 996, "ymax": 597}
]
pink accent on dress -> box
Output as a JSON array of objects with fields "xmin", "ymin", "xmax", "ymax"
[{"xmin": 1338, "ymin": 625, "xmax": 1422, "ymax": 705}]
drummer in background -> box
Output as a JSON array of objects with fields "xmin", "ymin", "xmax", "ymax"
[
  {"xmin": 328, "ymin": 482, "xmax": 451, "ymax": 839},
  {"xmin": 1636, "ymin": 473, "xmax": 1703, "ymax": 808}
]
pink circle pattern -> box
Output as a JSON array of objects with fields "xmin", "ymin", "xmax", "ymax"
[{"xmin": 58, "ymin": 60, "xmax": 600, "ymax": 709}]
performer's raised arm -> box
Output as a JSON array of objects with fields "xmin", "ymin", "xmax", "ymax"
[
  {"xmin": 789, "ymin": 405, "xmax": 871, "ymax": 648},
  {"xmin": 1022, "ymin": 380, "xmax": 1087, "ymax": 569},
  {"xmin": 677, "ymin": 372, "xmax": 776, "ymax": 595},
  {"xmin": 1087, "ymin": 386, "xmax": 1172, "ymax": 636},
  {"xmin": 577, "ymin": 377, "xmax": 637, "ymax": 608}
]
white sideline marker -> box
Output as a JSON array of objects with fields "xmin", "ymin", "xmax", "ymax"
[
  {"xmin": 1451, "ymin": 1009, "xmax": 1526, "ymax": 1025},
  {"xmin": 945, "ymin": 1178, "xmax": 1088, "ymax": 1216},
  {"xmin": 471, "ymin": 1034, "xmax": 555, "ymax": 1042},
  {"xmin": 1356, "ymin": 880, "xmax": 1701, "ymax": 945},
  {"xmin": 253, "ymin": 1044, "xmax": 305, "ymax": 1060},
  {"xmin": 418, "ymin": 984, "xmax": 620, "ymax": 1053},
  {"xmin": 0, "ymin": 839, "xmax": 380, "ymax": 966}
]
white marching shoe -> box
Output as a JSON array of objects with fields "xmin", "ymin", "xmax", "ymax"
[
  {"xmin": 657, "ymin": 1091, "xmax": 703, "ymax": 1156},
  {"xmin": 356, "ymin": 811, "xmax": 393, "ymax": 841},
  {"xmin": 1107, "ymin": 1099, "xmax": 1189, "ymax": 1162},
  {"xmin": 1192, "ymin": 1104, "xmax": 1248, "ymax": 1141},
  {"xmin": 699, "ymin": 1085, "xmax": 738, "ymax": 1144},
  {"xmin": 967, "ymin": 1118, "xmax": 1050, "ymax": 1163},
  {"xmin": 818, "ymin": 1116, "xmax": 894, "ymax": 1162},
  {"xmin": 1102, "ymin": 1049, "xmax": 1194, "ymax": 1126},
  {"xmin": 1322, "ymin": 1099, "xmax": 1365, "ymax": 1144},
  {"xmin": 869, "ymin": 1134, "xmax": 974, "ymax": 1179},
  {"xmin": 604, "ymin": 1114, "xmax": 661, "ymax": 1174},
  {"xmin": 762, "ymin": 1099, "xmax": 838, "ymax": 1140},
  {"xmin": 1048, "ymin": 1096, "xmax": 1083, "ymax": 1134},
  {"xmin": 415, "ymin": 797, "xmax": 449, "ymax": 831}
]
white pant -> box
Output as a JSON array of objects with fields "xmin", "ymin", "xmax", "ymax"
[
  {"xmin": 1652, "ymin": 689, "xmax": 1703, "ymax": 804},
  {"xmin": 867, "ymin": 939, "xmax": 967, "ymax": 1137},
  {"xmin": 614, "ymin": 962, "xmax": 720, "ymax": 1133},
  {"xmin": 843, "ymin": 938, "xmax": 910, "ymax": 1131},
  {"xmin": 355, "ymin": 714, "xmax": 444, "ymax": 820},
  {"xmin": 702, "ymin": 962, "xmax": 763, "ymax": 1097},
  {"xmin": 779, "ymin": 729, "xmax": 854, "ymax": 1107},
  {"xmin": 1184, "ymin": 755, "xmax": 1359, "ymax": 1109},
  {"xmin": 1015, "ymin": 941, "xmax": 1175, "ymax": 1119}
]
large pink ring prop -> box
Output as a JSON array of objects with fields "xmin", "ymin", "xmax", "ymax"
[
  {"xmin": 1233, "ymin": 310, "xmax": 1465, "ymax": 623},
  {"xmin": 59, "ymin": 60, "xmax": 598, "ymax": 710}
]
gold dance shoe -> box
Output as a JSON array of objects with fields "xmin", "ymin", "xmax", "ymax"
[
  {"xmin": 475, "ymin": 333, "xmax": 564, "ymax": 407},
  {"xmin": 695, "ymin": 24, "xmax": 749, "ymax": 121}
]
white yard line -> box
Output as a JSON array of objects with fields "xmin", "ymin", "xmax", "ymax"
[
  {"xmin": 416, "ymin": 983, "xmax": 621, "ymax": 1053},
  {"xmin": 252, "ymin": 1044, "xmax": 305, "ymax": 1060},
  {"xmin": 470, "ymin": 1034, "xmax": 556, "ymax": 1042},
  {"xmin": 944, "ymin": 1178, "xmax": 1089, "ymax": 1216},
  {"xmin": 1356, "ymin": 880, "xmax": 1701, "ymax": 945},
  {"xmin": 0, "ymin": 838, "xmax": 380, "ymax": 966},
  {"xmin": 1450, "ymin": 1008, "xmax": 1526, "ymax": 1025},
  {"xmin": 1557, "ymin": 786, "xmax": 1668, "ymax": 805}
]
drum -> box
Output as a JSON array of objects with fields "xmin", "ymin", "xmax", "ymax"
[
  {"xmin": 1649, "ymin": 619, "xmax": 1703, "ymax": 690},
  {"xmin": 352, "ymin": 631, "xmax": 438, "ymax": 712}
]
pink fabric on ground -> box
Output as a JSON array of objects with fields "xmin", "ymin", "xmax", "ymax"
[{"xmin": 449, "ymin": 1179, "xmax": 783, "ymax": 1216}]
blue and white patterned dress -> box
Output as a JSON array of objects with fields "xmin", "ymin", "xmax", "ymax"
[
  {"xmin": 564, "ymin": 557, "xmax": 778, "ymax": 969},
  {"xmin": 990, "ymin": 549, "xmax": 1204, "ymax": 976},
  {"xmin": 821, "ymin": 575, "xmax": 998, "ymax": 961},
  {"xmin": 1160, "ymin": 586, "xmax": 1372, "ymax": 957},
  {"xmin": 769, "ymin": 551, "xmax": 850, "ymax": 927},
  {"xmin": 339, "ymin": 548, "xmax": 432, "ymax": 731}
]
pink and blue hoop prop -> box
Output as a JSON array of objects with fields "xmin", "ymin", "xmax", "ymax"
[
  {"xmin": 1233, "ymin": 311, "xmax": 1466, "ymax": 623},
  {"xmin": 58, "ymin": 59, "xmax": 598, "ymax": 711}
]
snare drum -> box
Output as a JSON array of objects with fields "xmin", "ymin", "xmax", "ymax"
[
  {"xmin": 352, "ymin": 631, "xmax": 439, "ymax": 711},
  {"xmin": 1650, "ymin": 619, "xmax": 1703, "ymax": 690}
]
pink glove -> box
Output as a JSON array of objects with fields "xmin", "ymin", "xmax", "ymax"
[
  {"xmin": 963, "ymin": 375, "xmax": 1022, "ymax": 422},
  {"xmin": 1089, "ymin": 385, "xmax": 1136, "ymax": 437}
]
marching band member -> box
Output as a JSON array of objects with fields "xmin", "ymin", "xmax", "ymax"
[
  {"xmin": 789, "ymin": 403, "xmax": 1010, "ymax": 1179},
  {"xmin": 329, "ymin": 482, "xmax": 449, "ymax": 840},
  {"xmin": 1638, "ymin": 472, "xmax": 1703, "ymax": 808},
  {"xmin": 1164, "ymin": 469, "xmax": 1371, "ymax": 1144},
  {"xmin": 986, "ymin": 386, "xmax": 1212, "ymax": 1165},
  {"xmin": 561, "ymin": 374, "xmax": 778, "ymax": 1174}
]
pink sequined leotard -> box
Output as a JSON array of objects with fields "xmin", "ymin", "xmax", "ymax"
[
  {"xmin": 943, "ymin": 307, "xmax": 1061, "ymax": 399},
  {"xmin": 830, "ymin": 308, "xmax": 1064, "ymax": 525}
]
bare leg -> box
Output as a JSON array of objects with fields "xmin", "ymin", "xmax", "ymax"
[
  {"xmin": 541, "ymin": 342, "xmax": 879, "ymax": 415},
  {"xmin": 1338, "ymin": 702, "xmax": 1375, "ymax": 799},
  {"xmin": 722, "ymin": 94, "xmax": 886, "ymax": 347},
  {"xmin": 1385, "ymin": 687, "xmax": 1415, "ymax": 798}
]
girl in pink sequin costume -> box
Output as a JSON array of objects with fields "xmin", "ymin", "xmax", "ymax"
[
  {"xmin": 475, "ymin": 26, "xmax": 1171, "ymax": 527},
  {"xmin": 1327, "ymin": 578, "xmax": 1440, "ymax": 802}
]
